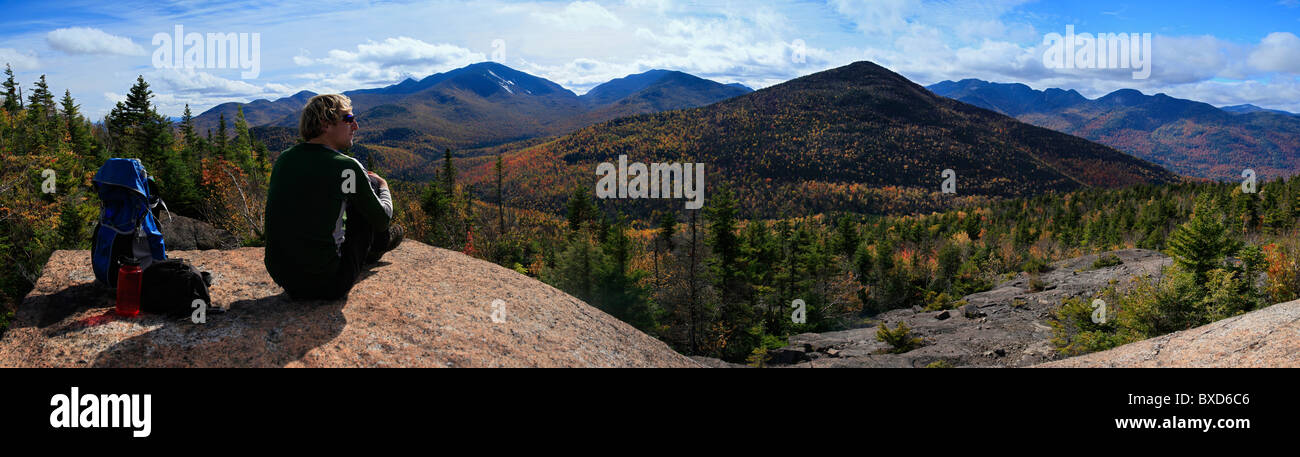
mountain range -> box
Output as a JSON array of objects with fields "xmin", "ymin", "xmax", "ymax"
[
  {"xmin": 193, "ymin": 62, "xmax": 751, "ymax": 164},
  {"xmin": 460, "ymin": 61, "xmax": 1180, "ymax": 218},
  {"xmin": 927, "ymin": 79, "xmax": 1300, "ymax": 180},
  {"xmin": 1220, "ymin": 104, "xmax": 1297, "ymax": 116}
]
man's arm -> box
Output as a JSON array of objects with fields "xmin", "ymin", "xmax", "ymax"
[{"xmin": 346, "ymin": 159, "xmax": 392, "ymax": 227}]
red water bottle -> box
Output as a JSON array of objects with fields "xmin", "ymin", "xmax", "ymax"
[{"xmin": 116, "ymin": 258, "xmax": 143, "ymax": 317}]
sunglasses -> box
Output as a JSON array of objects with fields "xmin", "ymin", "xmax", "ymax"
[{"xmin": 341, "ymin": 113, "xmax": 357, "ymax": 124}]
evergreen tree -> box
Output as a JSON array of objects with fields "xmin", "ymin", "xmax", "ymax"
[
  {"xmin": 545, "ymin": 231, "xmax": 605, "ymax": 305},
  {"xmin": 740, "ymin": 219, "xmax": 780, "ymax": 332},
  {"xmin": 180, "ymin": 104, "xmax": 197, "ymax": 151},
  {"xmin": 1234, "ymin": 189, "xmax": 1259, "ymax": 233},
  {"xmin": 831, "ymin": 214, "xmax": 859, "ymax": 258},
  {"xmin": 231, "ymin": 106, "xmax": 255, "ymax": 173},
  {"xmin": 420, "ymin": 182, "xmax": 447, "ymax": 240},
  {"xmin": 705, "ymin": 186, "xmax": 749, "ymax": 359},
  {"xmin": 104, "ymin": 75, "xmax": 157, "ymax": 158},
  {"xmin": 596, "ymin": 216, "xmax": 653, "ymax": 330},
  {"xmin": 58, "ymin": 90, "xmax": 96, "ymax": 165},
  {"xmin": 1167, "ymin": 195, "xmax": 1239, "ymax": 282},
  {"xmin": 26, "ymin": 75, "xmax": 55, "ymax": 117},
  {"xmin": 652, "ymin": 210, "xmax": 676, "ymax": 287},
  {"xmin": 566, "ymin": 184, "xmax": 594, "ymax": 232},
  {"xmin": 22, "ymin": 75, "xmax": 57, "ymax": 149},
  {"xmin": 706, "ymin": 186, "xmax": 741, "ymax": 299},
  {"xmin": 440, "ymin": 148, "xmax": 456, "ymax": 196},
  {"xmin": 686, "ymin": 209, "xmax": 701, "ymax": 353},
  {"xmin": 963, "ymin": 211, "xmax": 983, "ymax": 240},
  {"xmin": 2, "ymin": 63, "xmax": 19, "ymax": 113},
  {"xmin": 215, "ymin": 113, "xmax": 228, "ymax": 157}
]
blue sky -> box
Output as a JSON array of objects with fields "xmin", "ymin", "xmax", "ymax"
[{"xmin": 2, "ymin": 0, "xmax": 1298, "ymax": 118}]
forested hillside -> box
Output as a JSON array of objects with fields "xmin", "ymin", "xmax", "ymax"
[{"xmin": 460, "ymin": 61, "xmax": 1180, "ymax": 219}]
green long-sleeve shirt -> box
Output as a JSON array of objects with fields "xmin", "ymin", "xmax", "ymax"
[{"xmin": 263, "ymin": 142, "xmax": 392, "ymax": 292}]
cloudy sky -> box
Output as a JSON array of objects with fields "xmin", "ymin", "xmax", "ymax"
[{"xmin": 3, "ymin": 0, "xmax": 1299, "ymax": 118}]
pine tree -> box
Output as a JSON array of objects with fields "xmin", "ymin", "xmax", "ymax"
[
  {"xmin": 215, "ymin": 113, "xmax": 228, "ymax": 158},
  {"xmin": 832, "ymin": 214, "xmax": 859, "ymax": 258},
  {"xmin": 705, "ymin": 186, "xmax": 748, "ymax": 358},
  {"xmin": 545, "ymin": 231, "xmax": 605, "ymax": 305},
  {"xmin": 706, "ymin": 186, "xmax": 740, "ymax": 297},
  {"xmin": 2, "ymin": 64, "xmax": 20, "ymax": 113},
  {"xmin": 420, "ymin": 182, "xmax": 447, "ymax": 243},
  {"xmin": 180, "ymin": 104, "xmax": 198, "ymax": 151},
  {"xmin": 596, "ymin": 216, "xmax": 651, "ymax": 329},
  {"xmin": 27, "ymin": 75, "xmax": 55, "ymax": 117},
  {"xmin": 652, "ymin": 210, "xmax": 676, "ymax": 287},
  {"xmin": 231, "ymin": 106, "xmax": 255, "ymax": 173},
  {"xmin": 740, "ymin": 219, "xmax": 780, "ymax": 332},
  {"xmin": 58, "ymin": 90, "xmax": 96, "ymax": 164},
  {"xmin": 1234, "ymin": 189, "xmax": 1259, "ymax": 233},
  {"xmin": 21, "ymin": 75, "xmax": 57, "ymax": 149},
  {"xmin": 687, "ymin": 209, "xmax": 701, "ymax": 353},
  {"xmin": 440, "ymin": 148, "xmax": 456, "ymax": 195},
  {"xmin": 104, "ymin": 76, "xmax": 157, "ymax": 158},
  {"xmin": 1167, "ymin": 195, "xmax": 1239, "ymax": 281},
  {"xmin": 566, "ymin": 184, "xmax": 594, "ymax": 232}
]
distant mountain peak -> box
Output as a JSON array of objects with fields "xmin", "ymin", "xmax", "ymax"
[
  {"xmin": 1220, "ymin": 104, "xmax": 1297, "ymax": 116},
  {"xmin": 927, "ymin": 78, "xmax": 1300, "ymax": 180},
  {"xmin": 193, "ymin": 62, "xmax": 753, "ymax": 162},
  {"xmin": 580, "ymin": 68, "xmax": 747, "ymax": 107}
]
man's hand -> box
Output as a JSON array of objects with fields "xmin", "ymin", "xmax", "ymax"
[{"xmin": 366, "ymin": 171, "xmax": 388, "ymax": 189}]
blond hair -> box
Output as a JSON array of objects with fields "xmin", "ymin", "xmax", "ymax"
[{"xmin": 299, "ymin": 94, "xmax": 353, "ymax": 141}]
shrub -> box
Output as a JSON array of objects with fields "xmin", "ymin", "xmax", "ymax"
[
  {"xmin": 1049, "ymin": 295, "xmax": 1133, "ymax": 356},
  {"xmin": 1021, "ymin": 256, "xmax": 1051, "ymax": 274},
  {"xmin": 1050, "ymin": 260, "xmax": 1272, "ymax": 357},
  {"xmin": 1027, "ymin": 273, "xmax": 1046, "ymax": 292},
  {"xmin": 745, "ymin": 346, "xmax": 769, "ymax": 368},
  {"xmin": 1092, "ymin": 254, "xmax": 1123, "ymax": 269},
  {"xmin": 876, "ymin": 321, "xmax": 922, "ymax": 353},
  {"xmin": 1263, "ymin": 243, "xmax": 1300, "ymax": 303},
  {"xmin": 923, "ymin": 290, "xmax": 957, "ymax": 311}
]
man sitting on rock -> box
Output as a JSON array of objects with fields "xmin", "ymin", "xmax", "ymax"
[{"xmin": 263, "ymin": 94, "xmax": 403, "ymax": 300}]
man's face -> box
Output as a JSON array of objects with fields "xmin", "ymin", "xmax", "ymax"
[{"xmin": 321, "ymin": 109, "xmax": 358, "ymax": 150}]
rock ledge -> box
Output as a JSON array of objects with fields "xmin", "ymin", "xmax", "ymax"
[{"xmin": 0, "ymin": 241, "xmax": 699, "ymax": 368}]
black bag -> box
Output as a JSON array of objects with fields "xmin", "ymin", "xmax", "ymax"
[{"xmin": 141, "ymin": 258, "xmax": 215, "ymax": 317}]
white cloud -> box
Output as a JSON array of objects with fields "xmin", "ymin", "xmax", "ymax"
[
  {"xmin": 1248, "ymin": 32, "xmax": 1300, "ymax": 73},
  {"xmin": 0, "ymin": 48, "xmax": 40, "ymax": 70},
  {"xmin": 534, "ymin": 1, "xmax": 625, "ymax": 31},
  {"xmin": 150, "ymin": 67, "xmax": 265, "ymax": 96},
  {"xmin": 300, "ymin": 37, "xmax": 486, "ymax": 89},
  {"xmin": 519, "ymin": 10, "xmax": 835, "ymax": 94},
  {"xmin": 46, "ymin": 27, "xmax": 146, "ymax": 56},
  {"xmin": 830, "ymin": 0, "xmax": 915, "ymax": 37},
  {"xmin": 624, "ymin": 0, "xmax": 672, "ymax": 15}
]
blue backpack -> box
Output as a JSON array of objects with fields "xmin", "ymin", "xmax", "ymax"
[{"xmin": 91, "ymin": 158, "xmax": 168, "ymax": 288}]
